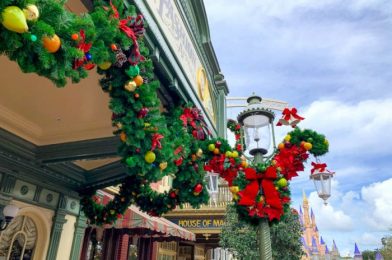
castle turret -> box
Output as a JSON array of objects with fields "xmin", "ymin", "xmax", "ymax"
[
  {"xmin": 325, "ymin": 245, "xmax": 331, "ymax": 260},
  {"xmin": 330, "ymin": 240, "xmax": 340, "ymax": 260},
  {"xmin": 353, "ymin": 243, "xmax": 363, "ymax": 260}
]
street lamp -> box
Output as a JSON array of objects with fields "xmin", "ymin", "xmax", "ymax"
[
  {"xmin": 237, "ymin": 94, "xmax": 275, "ymax": 260},
  {"xmin": 205, "ymin": 171, "xmax": 219, "ymax": 205},
  {"xmin": 0, "ymin": 204, "xmax": 19, "ymax": 231},
  {"xmin": 310, "ymin": 169, "xmax": 334, "ymax": 205}
]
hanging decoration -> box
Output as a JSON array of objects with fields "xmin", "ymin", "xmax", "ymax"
[{"xmin": 277, "ymin": 107, "xmax": 305, "ymax": 128}]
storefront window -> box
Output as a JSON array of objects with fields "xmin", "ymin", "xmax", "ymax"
[{"xmin": 0, "ymin": 216, "xmax": 37, "ymax": 260}]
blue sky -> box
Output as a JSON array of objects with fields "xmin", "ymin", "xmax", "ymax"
[{"xmin": 204, "ymin": 0, "xmax": 392, "ymax": 256}]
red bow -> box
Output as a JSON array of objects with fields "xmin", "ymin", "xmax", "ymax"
[
  {"xmin": 180, "ymin": 108, "xmax": 196, "ymax": 128},
  {"xmin": 108, "ymin": 1, "xmax": 145, "ymax": 65},
  {"xmin": 151, "ymin": 133, "xmax": 164, "ymax": 151},
  {"xmin": 311, "ymin": 162, "xmax": 327, "ymax": 174},
  {"xmin": 73, "ymin": 30, "xmax": 93, "ymax": 70},
  {"xmin": 277, "ymin": 107, "xmax": 305, "ymax": 127},
  {"xmin": 238, "ymin": 168, "xmax": 263, "ymax": 207}
]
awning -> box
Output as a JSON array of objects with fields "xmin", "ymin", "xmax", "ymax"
[{"xmin": 100, "ymin": 192, "xmax": 195, "ymax": 241}]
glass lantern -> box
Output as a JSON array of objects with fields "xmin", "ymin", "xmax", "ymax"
[
  {"xmin": 237, "ymin": 95, "xmax": 275, "ymax": 157},
  {"xmin": 205, "ymin": 171, "xmax": 219, "ymax": 205},
  {"xmin": 310, "ymin": 171, "xmax": 334, "ymax": 205}
]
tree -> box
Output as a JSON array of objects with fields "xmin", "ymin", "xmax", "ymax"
[
  {"xmin": 380, "ymin": 233, "xmax": 392, "ymax": 259},
  {"xmin": 362, "ymin": 250, "xmax": 376, "ymax": 260},
  {"xmin": 219, "ymin": 204, "xmax": 303, "ymax": 259}
]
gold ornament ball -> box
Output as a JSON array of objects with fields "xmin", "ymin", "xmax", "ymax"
[
  {"xmin": 303, "ymin": 142, "xmax": 313, "ymax": 151},
  {"xmin": 145, "ymin": 151, "xmax": 156, "ymax": 163},
  {"xmin": 229, "ymin": 186, "xmax": 239, "ymax": 193},
  {"xmin": 23, "ymin": 4, "xmax": 39, "ymax": 21},
  {"xmin": 133, "ymin": 75, "xmax": 144, "ymax": 86},
  {"xmin": 232, "ymin": 151, "xmax": 239, "ymax": 158},
  {"xmin": 124, "ymin": 81, "xmax": 137, "ymax": 92},
  {"xmin": 213, "ymin": 148, "xmax": 220, "ymax": 155},
  {"xmin": 196, "ymin": 149, "xmax": 203, "ymax": 157},
  {"xmin": 120, "ymin": 132, "xmax": 127, "ymax": 142},
  {"xmin": 98, "ymin": 61, "xmax": 112, "ymax": 70},
  {"xmin": 284, "ymin": 134, "xmax": 291, "ymax": 142},
  {"xmin": 159, "ymin": 162, "xmax": 168, "ymax": 170},
  {"xmin": 225, "ymin": 151, "xmax": 232, "ymax": 157},
  {"xmin": 193, "ymin": 192, "xmax": 200, "ymax": 196}
]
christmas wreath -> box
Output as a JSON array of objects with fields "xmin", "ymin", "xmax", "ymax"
[{"xmin": 0, "ymin": 0, "xmax": 332, "ymax": 226}]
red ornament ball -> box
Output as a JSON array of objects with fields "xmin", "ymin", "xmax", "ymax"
[
  {"xmin": 111, "ymin": 43, "xmax": 118, "ymax": 51},
  {"xmin": 71, "ymin": 33, "xmax": 79, "ymax": 40},
  {"xmin": 193, "ymin": 183, "xmax": 203, "ymax": 193},
  {"xmin": 169, "ymin": 191, "xmax": 177, "ymax": 199},
  {"xmin": 215, "ymin": 141, "xmax": 222, "ymax": 148}
]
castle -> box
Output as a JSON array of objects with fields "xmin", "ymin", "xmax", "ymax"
[{"xmin": 298, "ymin": 191, "xmax": 342, "ymax": 260}]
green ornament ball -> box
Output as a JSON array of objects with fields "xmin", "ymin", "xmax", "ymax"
[
  {"xmin": 30, "ymin": 34, "xmax": 37, "ymax": 42},
  {"xmin": 125, "ymin": 65, "xmax": 140, "ymax": 78}
]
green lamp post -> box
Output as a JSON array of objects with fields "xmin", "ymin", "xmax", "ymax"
[{"xmin": 237, "ymin": 94, "xmax": 276, "ymax": 260}]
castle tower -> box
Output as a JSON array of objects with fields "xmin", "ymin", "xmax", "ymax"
[
  {"xmin": 325, "ymin": 245, "xmax": 331, "ymax": 260},
  {"xmin": 311, "ymin": 237, "xmax": 319, "ymax": 260},
  {"xmin": 354, "ymin": 243, "xmax": 363, "ymax": 260},
  {"xmin": 330, "ymin": 240, "xmax": 340, "ymax": 260},
  {"xmin": 299, "ymin": 192, "xmax": 340, "ymax": 260}
]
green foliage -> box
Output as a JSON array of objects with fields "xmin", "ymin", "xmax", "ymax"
[
  {"xmin": 288, "ymin": 127, "xmax": 329, "ymax": 156},
  {"xmin": 362, "ymin": 250, "xmax": 376, "ymax": 260},
  {"xmin": 220, "ymin": 204, "xmax": 303, "ymax": 259},
  {"xmin": 381, "ymin": 232, "xmax": 392, "ymax": 259}
]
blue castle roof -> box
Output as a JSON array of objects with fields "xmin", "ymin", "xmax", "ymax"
[{"xmin": 354, "ymin": 243, "xmax": 361, "ymax": 256}]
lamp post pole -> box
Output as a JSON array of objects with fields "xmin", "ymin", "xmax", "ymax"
[{"xmin": 253, "ymin": 151, "xmax": 272, "ymax": 260}]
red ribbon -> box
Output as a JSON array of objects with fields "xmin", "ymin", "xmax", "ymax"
[
  {"xmin": 311, "ymin": 162, "xmax": 327, "ymax": 174},
  {"xmin": 276, "ymin": 107, "xmax": 305, "ymax": 126},
  {"xmin": 73, "ymin": 30, "xmax": 93, "ymax": 70},
  {"xmin": 151, "ymin": 133, "xmax": 164, "ymax": 151},
  {"xmin": 108, "ymin": 1, "xmax": 145, "ymax": 65}
]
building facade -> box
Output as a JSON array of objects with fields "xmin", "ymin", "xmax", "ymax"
[{"xmin": 0, "ymin": 0, "xmax": 228, "ymax": 259}]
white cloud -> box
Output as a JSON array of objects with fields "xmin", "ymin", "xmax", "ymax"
[
  {"xmin": 308, "ymin": 190, "xmax": 353, "ymax": 231},
  {"xmin": 300, "ymin": 99, "xmax": 392, "ymax": 156},
  {"xmin": 361, "ymin": 178, "xmax": 392, "ymax": 230}
]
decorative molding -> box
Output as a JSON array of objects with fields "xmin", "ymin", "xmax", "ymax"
[{"xmin": 36, "ymin": 136, "xmax": 119, "ymax": 163}]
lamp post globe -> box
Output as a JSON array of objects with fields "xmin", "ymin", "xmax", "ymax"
[
  {"xmin": 310, "ymin": 170, "xmax": 334, "ymax": 205},
  {"xmin": 237, "ymin": 95, "xmax": 275, "ymax": 159}
]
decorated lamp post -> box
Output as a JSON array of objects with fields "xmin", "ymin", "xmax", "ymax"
[{"xmin": 237, "ymin": 95, "xmax": 275, "ymax": 260}]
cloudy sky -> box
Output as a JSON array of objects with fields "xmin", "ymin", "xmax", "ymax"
[{"xmin": 204, "ymin": 0, "xmax": 392, "ymax": 256}]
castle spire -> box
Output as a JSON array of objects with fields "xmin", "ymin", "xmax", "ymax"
[
  {"xmin": 354, "ymin": 243, "xmax": 362, "ymax": 259},
  {"xmin": 303, "ymin": 189, "xmax": 308, "ymax": 203},
  {"xmin": 325, "ymin": 245, "xmax": 330, "ymax": 255},
  {"xmin": 320, "ymin": 236, "xmax": 325, "ymax": 245}
]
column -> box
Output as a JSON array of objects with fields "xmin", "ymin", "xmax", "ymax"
[
  {"xmin": 46, "ymin": 195, "xmax": 67, "ymax": 260},
  {"xmin": 69, "ymin": 211, "xmax": 88, "ymax": 260},
  {"xmin": 214, "ymin": 73, "xmax": 229, "ymax": 138}
]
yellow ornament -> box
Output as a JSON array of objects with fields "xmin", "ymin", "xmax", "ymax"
[
  {"xmin": 241, "ymin": 160, "xmax": 248, "ymax": 168},
  {"xmin": 284, "ymin": 134, "xmax": 291, "ymax": 142},
  {"xmin": 2, "ymin": 6, "xmax": 28, "ymax": 33},
  {"xmin": 124, "ymin": 81, "xmax": 137, "ymax": 92},
  {"xmin": 278, "ymin": 143, "xmax": 285, "ymax": 150},
  {"xmin": 324, "ymin": 139, "xmax": 329, "ymax": 146},
  {"xmin": 23, "ymin": 4, "xmax": 39, "ymax": 21},
  {"xmin": 145, "ymin": 151, "xmax": 156, "ymax": 163},
  {"xmin": 159, "ymin": 162, "xmax": 168, "ymax": 170},
  {"xmin": 225, "ymin": 151, "xmax": 232, "ymax": 158},
  {"xmin": 208, "ymin": 143, "xmax": 215, "ymax": 152},
  {"xmin": 303, "ymin": 142, "xmax": 313, "ymax": 151},
  {"xmin": 229, "ymin": 186, "xmax": 239, "ymax": 194},
  {"xmin": 98, "ymin": 61, "xmax": 112, "ymax": 70},
  {"xmin": 196, "ymin": 148, "xmax": 203, "ymax": 157},
  {"xmin": 277, "ymin": 178, "xmax": 288, "ymax": 188},
  {"xmin": 232, "ymin": 151, "xmax": 239, "ymax": 158},
  {"xmin": 120, "ymin": 132, "xmax": 127, "ymax": 142}
]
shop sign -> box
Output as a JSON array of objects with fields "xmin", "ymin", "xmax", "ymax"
[
  {"xmin": 146, "ymin": 0, "xmax": 215, "ymax": 123},
  {"xmin": 169, "ymin": 218, "xmax": 225, "ymax": 229}
]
